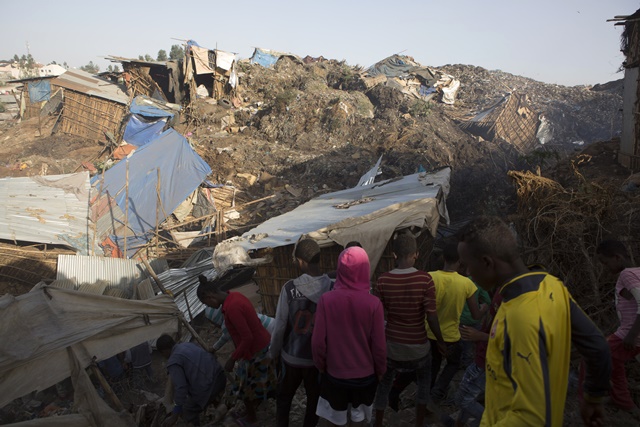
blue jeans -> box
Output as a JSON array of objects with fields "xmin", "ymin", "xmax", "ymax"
[
  {"xmin": 374, "ymin": 353, "xmax": 432, "ymax": 410},
  {"xmin": 454, "ymin": 362, "xmax": 486, "ymax": 427}
]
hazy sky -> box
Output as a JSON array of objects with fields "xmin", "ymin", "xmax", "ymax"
[{"xmin": 2, "ymin": 0, "xmax": 636, "ymax": 86}]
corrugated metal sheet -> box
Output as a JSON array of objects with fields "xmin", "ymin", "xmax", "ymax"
[
  {"xmin": 53, "ymin": 70, "xmax": 128, "ymax": 104},
  {"xmin": 155, "ymin": 249, "xmax": 217, "ymax": 322},
  {"xmin": 0, "ymin": 173, "xmax": 92, "ymax": 252},
  {"xmin": 10, "ymin": 70, "xmax": 128, "ymax": 104},
  {"xmin": 56, "ymin": 250, "xmax": 210, "ymax": 321},
  {"xmin": 57, "ymin": 255, "xmax": 144, "ymax": 287}
]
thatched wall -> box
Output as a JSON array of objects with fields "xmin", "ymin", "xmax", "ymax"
[
  {"xmin": 57, "ymin": 89, "xmax": 127, "ymax": 142},
  {"xmin": 460, "ymin": 94, "xmax": 540, "ymax": 152}
]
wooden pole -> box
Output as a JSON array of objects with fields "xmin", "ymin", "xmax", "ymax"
[
  {"xmin": 155, "ymin": 168, "xmax": 160, "ymax": 246},
  {"xmin": 124, "ymin": 160, "xmax": 129, "ymax": 257},
  {"xmin": 92, "ymin": 173, "xmax": 106, "ymax": 256},
  {"xmin": 90, "ymin": 363, "xmax": 125, "ymax": 411},
  {"xmin": 141, "ymin": 257, "xmax": 171, "ymax": 296},
  {"xmin": 179, "ymin": 315, "xmax": 209, "ymax": 350},
  {"xmin": 141, "ymin": 257, "xmax": 209, "ymax": 349}
]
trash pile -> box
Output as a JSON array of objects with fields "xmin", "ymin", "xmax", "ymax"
[
  {"xmin": 436, "ymin": 64, "xmax": 623, "ymax": 148},
  {"xmin": 0, "ymin": 36, "xmax": 630, "ymax": 426}
]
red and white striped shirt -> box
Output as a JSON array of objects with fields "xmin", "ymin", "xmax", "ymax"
[
  {"xmin": 614, "ymin": 267, "xmax": 640, "ymax": 347},
  {"xmin": 376, "ymin": 268, "xmax": 437, "ymax": 345}
]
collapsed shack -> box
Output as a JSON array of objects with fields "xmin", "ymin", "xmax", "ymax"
[
  {"xmin": 0, "ymin": 286, "xmax": 180, "ymax": 426},
  {"xmin": 610, "ymin": 9, "xmax": 640, "ymax": 170},
  {"xmin": 224, "ymin": 167, "xmax": 451, "ymax": 316},
  {"xmin": 362, "ymin": 54, "xmax": 460, "ymax": 104},
  {"xmin": 92, "ymin": 128, "xmax": 212, "ymax": 259},
  {"xmin": 183, "ymin": 41, "xmax": 238, "ymax": 103},
  {"xmin": 12, "ymin": 69, "xmax": 128, "ymax": 142},
  {"xmin": 459, "ymin": 92, "xmax": 541, "ymax": 152},
  {"xmin": 106, "ymin": 56, "xmax": 183, "ymax": 104}
]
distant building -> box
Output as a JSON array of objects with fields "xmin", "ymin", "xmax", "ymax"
[
  {"xmin": 38, "ymin": 63, "xmax": 67, "ymax": 77},
  {"xmin": 0, "ymin": 62, "xmax": 21, "ymax": 80}
]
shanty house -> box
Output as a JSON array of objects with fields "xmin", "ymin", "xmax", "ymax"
[
  {"xmin": 14, "ymin": 69, "xmax": 128, "ymax": 142},
  {"xmin": 107, "ymin": 56, "xmax": 184, "ymax": 104},
  {"xmin": 183, "ymin": 41, "xmax": 238, "ymax": 102},
  {"xmin": 612, "ymin": 9, "xmax": 640, "ymax": 170},
  {"xmin": 459, "ymin": 92, "xmax": 541, "ymax": 152},
  {"xmin": 225, "ymin": 167, "xmax": 451, "ymax": 316}
]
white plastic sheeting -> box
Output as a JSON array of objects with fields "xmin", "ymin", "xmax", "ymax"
[{"xmin": 0, "ymin": 286, "xmax": 180, "ymax": 408}]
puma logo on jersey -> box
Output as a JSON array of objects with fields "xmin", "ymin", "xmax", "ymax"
[
  {"xmin": 517, "ymin": 352, "xmax": 533, "ymax": 364},
  {"xmin": 549, "ymin": 292, "xmax": 554, "ymax": 302}
]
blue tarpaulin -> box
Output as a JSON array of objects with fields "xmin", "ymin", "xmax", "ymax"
[
  {"xmin": 97, "ymin": 129, "xmax": 211, "ymax": 255},
  {"xmin": 250, "ymin": 48, "xmax": 280, "ymax": 68},
  {"xmin": 129, "ymin": 95, "xmax": 178, "ymax": 118},
  {"xmin": 123, "ymin": 114, "xmax": 167, "ymax": 147},
  {"xmin": 28, "ymin": 80, "xmax": 51, "ymax": 103}
]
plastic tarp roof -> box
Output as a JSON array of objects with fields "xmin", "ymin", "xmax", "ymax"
[
  {"xmin": 232, "ymin": 168, "xmax": 451, "ymax": 274},
  {"xmin": 367, "ymin": 54, "xmax": 426, "ymax": 78},
  {"xmin": 0, "ymin": 286, "xmax": 180, "ymax": 408},
  {"xmin": 123, "ymin": 114, "xmax": 167, "ymax": 147},
  {"xmin": 95, "ymin": 129, "xmax": 211, "ymax": 252},
  {"xmin": 250, "ymin": 48, "xmax": 281, "ymax": 68},
  {"xmin": 129, "ymin": 95, "xmax": 180, "ymax": 118}
]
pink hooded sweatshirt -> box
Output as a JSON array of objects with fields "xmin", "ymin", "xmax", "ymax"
[{"xmin": 312, "ymin": 246, "xmax": 387, "ymax": 379}]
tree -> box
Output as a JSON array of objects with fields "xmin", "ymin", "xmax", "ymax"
[
  {"xmin": 157, "ymin": 49, "xmax": 167, "ymax": 61},
  {"xmin": 80, "ymin": 61, "xmax": 100, "ymax": 74},
  {"xmin": 138, "ymin": 55, "xmax": 144, "ymax": 60},
  {"xmin": 169, "ymin": 44, "xmax": 184, "ymax": 61},
  {"xmin": 63, "ymin": 61, "xmax": 69, "ymax": 69},
  {"xmin": 13, "ymin": 54, "xmax": 19, "ymax": 63},
  {"xmin": 144, "ymin": 54, "xmax": 153, "ymax": 62},
  {"xmin": 106, "ymin": 64, "xmax": 120, "ymax": 73}
]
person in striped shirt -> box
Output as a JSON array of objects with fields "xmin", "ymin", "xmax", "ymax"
[
  {"xmin": 203, "ymin": 306, "xmax": 275, "ymax": 352},
  {"xmin": 597, "ymin": 240, "xmax": 640, "ymax": 414},
  {"xmin": 373, "ymin": 232, "xmax": 445, "ymax": 427}
]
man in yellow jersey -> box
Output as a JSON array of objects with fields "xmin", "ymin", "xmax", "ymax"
[
  {"xmin": 427, "ymin": 241, "xmax": 486, "ymax": 401},
  {"xmin": 457, "ymin": 216, "xmax": 611, "ymax": 427}
]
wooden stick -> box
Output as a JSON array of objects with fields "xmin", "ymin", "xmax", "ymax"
[
  {"xmin": 140, "ymin": 257, "xmax": 171, "ymax": 296},
  {"xmin": 89, "ymin": 363, "xmax": 125, "ymax": 411},
  {"xmin": 156, "ymin": 169, "xmax": 170, "ymax": 222},
  {"xmin": 156, "ymin": 168, "xmax": 160, "ymax": 246},
  {"xmin": 179, "ymin": 315, "xmax": 209, "ymax": 350},
  {"xmin": 124, "ymin": 160, "xmax": 129, "ymax": 257}
]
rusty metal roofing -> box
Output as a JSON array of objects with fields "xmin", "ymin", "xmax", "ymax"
[
  {"xmin": 11, "ymin": 69, "xmax": 128, "ymax": 104},
  {"xmin": 0, "ymin": 173, "xmax": 92, "ymax": 252},
  {"xmin": 52, "ymin": 69, "xmax": 128, "ymax": 104}
]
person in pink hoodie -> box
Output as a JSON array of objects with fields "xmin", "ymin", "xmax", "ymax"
[{"xmin": 312, "ymin": 246, "xmax": 387, "ymax": 426}]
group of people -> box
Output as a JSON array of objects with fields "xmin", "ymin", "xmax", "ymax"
[{"xmin": 156, "ymin": 215, "xmax": 640, "ymax": 427}]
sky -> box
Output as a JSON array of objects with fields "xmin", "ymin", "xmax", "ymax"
[{"xmin": 2, "ymin": 0, "xmax": 637, "ymax": 86}]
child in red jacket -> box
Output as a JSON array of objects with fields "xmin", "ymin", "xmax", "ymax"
[{"xmin": 198, "ymin": 279, "xmax": 276, "ymax": 426}]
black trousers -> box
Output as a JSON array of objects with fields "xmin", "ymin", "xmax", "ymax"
[{"xmin": 276, "ymin": 361, "xmax": 320, "ymax": 427}]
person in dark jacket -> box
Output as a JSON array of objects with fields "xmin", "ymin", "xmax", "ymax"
[
  {"xmin": 270, "ymin": 238, "xmax": 332, "ymax": 427},
  {"xmin": 157, "ymin": 334, "xmax": 226, "ymax": 426}
]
